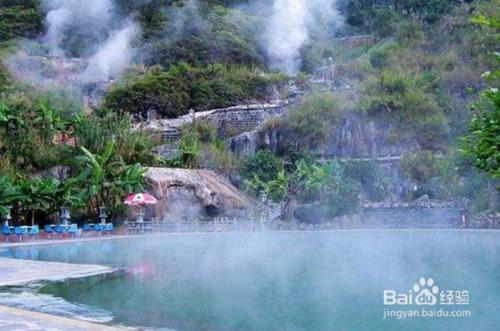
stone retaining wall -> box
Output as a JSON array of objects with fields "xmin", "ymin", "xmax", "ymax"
[
  {"xmin": 201, "ymin": 104, "xmax": 287, "ymax": 139},
  {"xmin": 142, "ymin": 102, "xmax": 291, "ymax": 143}
]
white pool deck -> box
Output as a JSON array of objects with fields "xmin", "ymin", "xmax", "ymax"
[{"xmin": 0, "ymin": 236, "xmax": 137, "ymax": 330}]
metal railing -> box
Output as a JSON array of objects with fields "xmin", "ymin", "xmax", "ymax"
[{"xmin": 125, "ymin": 218, "xmax": 269, "ymax": 234}]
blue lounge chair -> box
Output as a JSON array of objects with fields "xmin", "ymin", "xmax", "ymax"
[
  {"xmin": 103, "ymin": 223, "xmax": 114, "ymax": 235},
  {"xmin": 82, "ymin": 223, "xmax": 92, "ymax": 231},
  {"xmin": 2, "ymin": 225, "xmax": 11, "ymax": 242},
  {"xmin": 44, "ymin": 224, "xmax": 54, "ymax": 239},
  {"xmin": 67, "ymin": 224, "xmax": 78, "ymax": 238},
  {"xmin": 13, "ymin": 226, "xmax": 24, "ymax": 241},
  {"xmin": 93, "ymin": 223, "xmax": 103, "ymax": 235},
  {"xmin": 28, "ymin": 225, "xmax": 39, "ymax": 240},
  {"xmin": 54, "ymin": 224, "xmax": 64, "ymax": 238}
]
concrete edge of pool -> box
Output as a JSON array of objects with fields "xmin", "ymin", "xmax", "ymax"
[
  {"xmin": 0, "ymin": 304, "xmax": 134, "ymax": 330},
  {"xmin": 1, "ymin": 228, "xmax": 499, "ymax": 250},
  {"xmin": 0, "ymin": 254, "xmax": 133, "ymax": 330},
  {"xmin": 0, "ymin": 257, "xmax": 119, "ymax": 287}
]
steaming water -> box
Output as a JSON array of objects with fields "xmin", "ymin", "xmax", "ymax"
[{"xmin": 1, "ymin": 231, "xmax": 499, "ymax": 330}]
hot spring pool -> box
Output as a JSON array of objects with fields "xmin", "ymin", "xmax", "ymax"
[{"xmin": 1, "ymin": 231, "xmax": 499, "ymax": 331}]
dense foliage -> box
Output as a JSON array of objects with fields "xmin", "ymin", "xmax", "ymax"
[
  {"xmin": 166, "ymin": 122, "xmax": 238, "ymax": 172},
  {"xmin": 243, "ymin": 152, "xmax": 360, "ymax": 220},
  {"xmin": 0, "ymin": 91, "xmax": 159, "ymax": 223},
  {"xmin": 1, "ymin": 0, "xmax": 499, "ymax": 223},
  {"xmin": 104, "ymin": 64, "xmax": 285, "ymax": 118},
  {"xmin": 283, "ymin": 92, "xmax": 343, "ymax": 148},
  {"xmin": 463, "ymin": 14, "xmax": 499, "ymax": 179},
  {"xmin": 0, "ymin": 0, "xmax": 42, "ymax": 42}
]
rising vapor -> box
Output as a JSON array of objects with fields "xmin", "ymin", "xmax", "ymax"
[
  {"xmin": 263, "ymin": 0, "xmax": 342, "ymax": 75},
  {"xmin": 83, "ymin": 20, "xmax": 139, "ymax": 82},
  {"xmin": 42, "ymin": 0, "xmax": 138, "ymax": 82}
]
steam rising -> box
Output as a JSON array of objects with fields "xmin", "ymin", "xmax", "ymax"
[
  {"xmin": 43, "ymin": 0, "xmax": 114, "ymax": 57},
  {"xmin": 83, "ymin": 20, "xmax": 139, "ymax": 82},
  {"xmin": 43, "ymin": 0, "xmax": 137, "ymax": 82},
  {"xmin": 264, "ymin": 0, "xmax": 342, "ymax": 74},
  {"xmin": 3, "ymin": 0, "xmax": 139, "ymax": 97},
  {"xmin": 2, "ymin": 0, "xmax": 343, "ymax": 100}
]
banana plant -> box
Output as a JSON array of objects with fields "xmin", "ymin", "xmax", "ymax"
[
  {"xmin": 18, "ymin": 176, "xmax": 60, "ymax": 225},
  {"xmin": 75, "ymin": 140, "xmax": 145, "ymax": 218},
  {"xmin": 0, "ymin": 176, "xmax": 23, "ymax": 216}
]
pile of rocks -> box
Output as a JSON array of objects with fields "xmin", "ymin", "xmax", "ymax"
[{"xmin": 470, "ymin": 211, "xmax": 500, "ymax": 229}]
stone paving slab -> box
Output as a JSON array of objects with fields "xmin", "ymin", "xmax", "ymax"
[
  {"xmin": 0, "ymin": 258, "xmax": 116, "ymax": 287},
  {"xmin": 0, "ymin": 305, "xmax": 130, "ymax": 330}
]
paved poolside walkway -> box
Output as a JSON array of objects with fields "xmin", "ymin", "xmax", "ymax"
[
  {"xmin": 0, "ymin": 239, "xmax": 128, "ymax": 330},
  {"xmin": 0, "ymin": 257, "xmax": 117, "ymax": 287},
  {"xmin": 0, "ymin": 305, "xmax": 131, "ymax": 330}
]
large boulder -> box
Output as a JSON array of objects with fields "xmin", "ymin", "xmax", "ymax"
[{"xmin": 141, "ymin": 168, "xmax": 256, "ymax": 221}]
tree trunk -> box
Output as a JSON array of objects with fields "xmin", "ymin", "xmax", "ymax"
[
  {"xmin": 31, "ymin": 209, "xmax": 35, "ymax": 226},
  {"xmin": 281, "ymin": 195, "xmax": 297, "ymax": 222},
  {"xmin": 488, "ymin": 179, "xmax": 498, "ymax": 212}
]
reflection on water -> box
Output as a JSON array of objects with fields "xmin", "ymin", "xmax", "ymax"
[
  {"xmin": 3, "ymin": 231, "xmax": 500, "ymax": 331},
  {"xmin": 0, "ymin": 289, "xmax": 113, "ymax": 323}
]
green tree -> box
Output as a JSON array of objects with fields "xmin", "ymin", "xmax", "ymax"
[
  {"xmin": 0, "ymin": 175, "xmax": 22, "ymax": 216},
  {"xmin": 18, "ymin": 176, "xmax": 60, "ymax": 226},
  {"xmin": 462, "ymin": 14, "xmax": 499, "ymax": 211},
  {"xmin": 263, "ymin": 159, "xmax": 333, "ymax": 220},
  {"xmin": 0, "ymin": 94, "xmax": 68, "ymax": 173},
  {"xmin": 75, "ymin": 141, "xmax": 145, "ymax": 219},
  {"xmin": 242, "ymin": 149, "xmax": 282, "ymax": 191}
]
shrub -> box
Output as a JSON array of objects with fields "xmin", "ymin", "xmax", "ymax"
[
  {"xmin": 0, "ymin": 1, "xmax": 43, "ymax": 42},
  {"xmin": 394, "ymin": 19, "xmax": 425, "ymax": 45},
  {"xmin": 198, "ymin": 141, "xmax": 239, "ymax": 174},
  {"xmin": 370, "ymin": 8, "xmax": 397, "ymax": 37},
  {"xmin": 325, "ymin": 177, "xmax": 360, "ymax": 217},
  {"xmin": 0, "ymin": 93, "xmax": 69, "ymax": 172},
  {"xmin": 361, "ymin": 70, "xmax": 440, "ymax": 121},
  {"xmin": 73, "ymin": 110, "xmax": 158, "ymax": 166},
  {"xmin": 368, "ymin": 39, "xmax": 398, "ymax": 68},
  {"xmin": 104, "ymin": 63, "xmax": 282, "ymax": 118},
  {"xmin": 400, "ymin": 150, "xmax": 440, "ymax": 183},
  {"xmin": 283, "ymin": 92, "xmax": 342, "ymax": 147},
  {"xmin": 241, "ymin": 149, "xmax": 282, "ymax": 185},
  {"xmin": 140, "ymin": 1, "xmax": 265, "ymax": 68},
  {"xmin": 360, "ymin": 69, "xmax": 450, "ymax": 149},
  {"xmin": 343, "ymin": 160, "xmax": 386, "ymax": 202},
  {"xmin": 0, "ymin": 62, "xmax": 12, "ymax": 93}
]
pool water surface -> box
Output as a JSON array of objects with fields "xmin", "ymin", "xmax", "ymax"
[{"xmin": 2, "ymin": 231, "xmax": 499, "ymax": 331}]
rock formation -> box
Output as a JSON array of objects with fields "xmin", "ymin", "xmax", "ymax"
[{"xmin": 142, "ymin": 168, "xmax": 256, "ymax": 221}]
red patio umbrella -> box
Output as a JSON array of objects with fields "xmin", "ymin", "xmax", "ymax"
[
  {"xmin": 124, "ymin": 193, "xmax": 158, "ymax": 206},
  {"xmin": 125, "ymin": 193, "xmax": 158, "ymax": 224}
]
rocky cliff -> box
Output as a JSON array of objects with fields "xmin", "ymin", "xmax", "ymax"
[
  {"xmin": 230, "ymin": 114, "xmax": 420, "ymax": 159},
  {"xmin": 229, "ymin": 114, "xmax": 421, "ymax": 200},
  {"xmin": 142, "ymin": 168, "xmax": 256, "ymax": 221}
]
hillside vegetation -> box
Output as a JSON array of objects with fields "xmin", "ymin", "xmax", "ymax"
[{"xmin": 0, "ymin": 0, "xmax": 498, "ymax": 223}]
